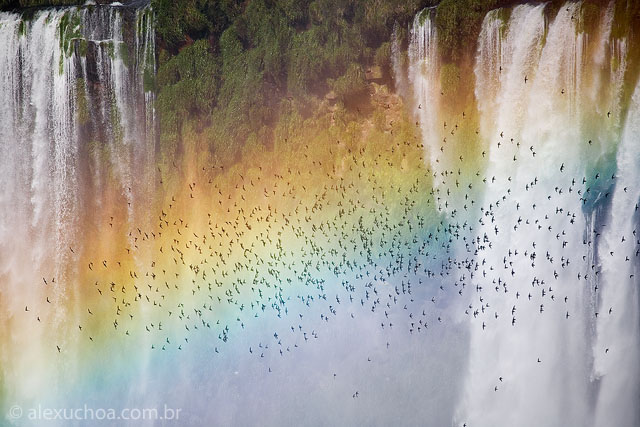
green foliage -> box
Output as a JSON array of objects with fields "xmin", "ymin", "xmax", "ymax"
[
  {"xmin": 150, "ymin": 0, "xmax": 431, "ymax": 158},
  {"xmin": 58, "ymin": 10, "xmax": 81, "ymax": 57},
  {"xmin": 435, "ymin": 0, "xmax": 497, "ymax": 61},
  {"xmin": 330, "ymin": 62, "xmax": 367, "ymax": 103},
  {"xmin": 214, "ymin": 23, "xmax": 271, "ymax": 139},
  {"xmin": 276, "ymin": 0, "xmax": 307, "ymax": 27},
  {"xmin": 77, "ymin": 38, "xmax": 88, "ymax": 56},
  {"xmin": 152, "ymin": 0, "xmax": 204, "ymax": 48},
  {"xmin": 418, "ymin": 7, "xmax": 434, "ymax": 26},
  {"xmin": 286, "ymin": 28, "xmax": 325, "ymax": 96},
  {"xmin": 156, "ymin": 39, "xmax": 220, "ymax": 149},
  {"xmin": 152, "ymin": 0, "xmax": 242, "ymax": 50}
]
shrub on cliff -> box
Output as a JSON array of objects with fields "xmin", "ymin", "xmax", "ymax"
[{"xmin": 151, "ymin": 0, "xmax": 429, "ymax": 155}]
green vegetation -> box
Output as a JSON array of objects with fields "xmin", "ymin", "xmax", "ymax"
[
  {"xmin": 5, "ymin": 0, "xmax": 637, "ymax": 171},
  {"xmin": 435, "ymin": 0, "xmax": 497, "ymax": 62},
  {"xmin": 152, "ymin": 0, "xmax": 430, "ymax": 160},
  {"xmin": 77, "ymin": 38, "xmax": 88, "ymax": 56},
  {"xmin": 329, "ymin": 63, "xmax": 368, "ymax": 105},
  {"xmin": 58, "ymin": 10, "xmax": 81, "ymax": 56},
  {"xmin": 156, "ymin": 39, "xmax": 220, "ymax": 151},
  {"xmin": 417, "ymin": 8, "xmax": 427, "ymax": 26},
  {"xmin": 105, "ymin": 40, "xmax": 115, "ymax": 60}
]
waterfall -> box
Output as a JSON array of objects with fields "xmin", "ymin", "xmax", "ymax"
[
  {"xmin": 0, "ymin": 2, "xmax": 155, "ymax": 410},
  {"xmin": 460, "ymin": 5, "xmax": 594, "ymax": 425},
  {"xmin": 592, "ymin": 80, "xmax": 640, "ymax": 427},
  {"xmin": 405, "ymin": 1, "xmax": 638, "ymax": 426},
  {"xmin": 474, "ymin": 5, "xmax": 546, "ymax": 142},
  {"xmin": 0, "ymin": 0, "xmax": 637, "ymax": 424},
  {"xmin": 408, "ymin": 8, "xmax": 441, "ymax": 176}
]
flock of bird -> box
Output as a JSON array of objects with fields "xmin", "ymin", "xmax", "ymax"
[{"xmin": 26, "ymin": 78, "xmax": 637, "ymax": 408}]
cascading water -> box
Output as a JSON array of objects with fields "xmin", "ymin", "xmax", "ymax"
[
  {"xmin": 406, "ymin": 2, "xmax": 639, "ymax": 426},
  {"xmin": 0, "ymin": 1, "xmax": 155, "ymax": 412},
  {"xmin": 0, "ymin": 0, "xmax": 637, "ymax": 425},
  {"xmin": 592, "ymin": 80, "xmax": 640, "ymax": 427},
  {"xmin": 408, "ymin": 8, "xmax": 441, "ymax": 175},
  {"xmin": 461, "ymin": 4, "xmax": 595, "ymax": 425}
]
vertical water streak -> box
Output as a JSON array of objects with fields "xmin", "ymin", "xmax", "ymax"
[
  {"xmin": 457, "ymin": 4, "xmax": 602, "ymax": 426},
  {"xmin": 0, "ymin": 3, "xmax": 156, "ymax": 413},
  {"xmin": 408, "ymin": 8, "xmax": 441, "ymax": 175},
  {"xmin": 592, "ymin": 79, "xmax": 640, "ymax": 427}
]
